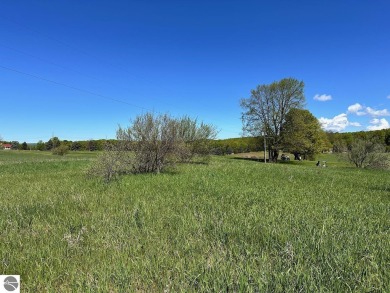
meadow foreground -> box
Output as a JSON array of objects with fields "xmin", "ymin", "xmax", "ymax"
[{"xmin": 0, "ymin": 151, "xmax": 389, "ymax": 292}]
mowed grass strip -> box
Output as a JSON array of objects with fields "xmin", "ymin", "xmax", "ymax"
[{"xmin": 0, "ymin": 152, "xmax": 389, "ymax": 292}]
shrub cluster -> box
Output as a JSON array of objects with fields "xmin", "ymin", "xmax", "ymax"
[
  {"xmin": 51, "ymin": 145, "xmax": 69, "ymax": 156},
  {"xmin": 347, "ymin": 139, "xmax": 389, "ymax": 169},
  {"xmin": 87, "ymin": 113, "xmax": 217, "ymax": 181},
  {"xmin": 86, "ymin": 142, "xmax": 133, "ymax": 182}
]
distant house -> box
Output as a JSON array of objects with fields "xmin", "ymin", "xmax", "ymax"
[{"xmin": 2, "ymin": 144, "xmax": 12, "ymax": 150}]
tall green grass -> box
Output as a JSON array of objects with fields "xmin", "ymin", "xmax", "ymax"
[{"xmin": 0, "ymin": 151, "xmax": 389, "ymax": 291}]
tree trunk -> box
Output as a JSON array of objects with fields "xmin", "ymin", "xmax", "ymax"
[{"xmin": 273, "ymin": 149, "xmax": 279, "ymax": 162}]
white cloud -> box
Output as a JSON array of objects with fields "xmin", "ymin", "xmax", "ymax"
[
  {"xmin": 313, "ymin": 94, "xmax": 332, "ymax": 101},
  {"xmin": 365, "ymin": 107, "xmax": 390, "ymax": 117},
  {"xmin": 319, "ymin": 113, "xmax": 349, "ymax": 132},
  {"xmin": 347, "ymin": 103, "xmax": 363, "ymax": 113},
  {"xmin": 319, "ymin": 103, "xmax": 390, "ymax": 132},
  {"xmin": 349, "ymin": 122, "xmax": 361, "ymax": 127},
  {"xmin": 367, "ymin": 118, "xmax": 390, "ymax": 131},
  {"xmin": 371, "ymin": 118, "xmax": 380, "ymax": 124},
  {"xmin": 348, "ymin": 103, "xmax": 389, "ymax": 117},
  {"xmin": 319, "ymin": 113, "xmax": 361, "ymax": 131},
  {"xmin": 387, "ymin": 95, "xmax": 390, "ymax": 99}
]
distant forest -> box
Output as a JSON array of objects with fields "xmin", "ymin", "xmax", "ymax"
[
  {"xmin": 210, "ymin": 129, "xmax": 390, "ymax": 155},
  {"xmin": 1, "ymin": 128, "xmax": 390, "ymax": 154}
]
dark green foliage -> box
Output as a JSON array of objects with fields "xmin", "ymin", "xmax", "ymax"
[
  {"xmin": 21, "ymin": 141, "xmax": 28, "ymax": 150},
  {"xmin": 327, "ymin": 129, "xmax": 390, "ymax": 151},
  {"xmin": 385, "ymin": 130, "xmax": 390, "ymax": 145},
  {"xmin": 11, "ymin": 141, "xmax": 20, "ymax": 150},
  {"xmin": 36, "ymin": 139, "xmax": 108, "ymax": 152},
  {"xmin": 70, "ymin": 141, "xmax": 82, "ymax": 151},
  {"xmin": 36, "ymin": 140, "xmax": 45, "ymax": 151},
  {"xmin": 45, "ymin": 137, "xmax": 60, "ymax": 150},
  {"xmin": 211, "ymin": 137, "xmax": 261, "ymax": 155},
  {"xmin": 281, "ymin": 109, "xmax": 329, "ymax": 160}
]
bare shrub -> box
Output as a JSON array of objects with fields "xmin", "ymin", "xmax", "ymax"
[
  {"xmin": 88, "ymin": 113, "xmax": 217, "ymax": 181},
  {"xmin": 176, "ymin": 116, "xmax": 218, "ymax": 162},
  {"xmin": 117, "ymin": 113, "xmax": 178, "ymax": 174},
  {"xmin": 86, "ymin": 142, "xmax": 133, "ymax": 182},
  {"xmin": 348, "ymin": 139, "xmax": 389, "ymax": 169}
]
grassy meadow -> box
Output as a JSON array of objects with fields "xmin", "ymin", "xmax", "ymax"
[{"xmin": 0, "ymin": 150, "xmax": 389, "ymax": 292}]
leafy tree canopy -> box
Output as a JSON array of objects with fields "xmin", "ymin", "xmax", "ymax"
[
  {"xmin": 241, "ymin": 77, "xmax": 305, "ymax": 160},
  {"xmin": 281, "ymin": 108, "xmax": 328, "ymax": 160}
]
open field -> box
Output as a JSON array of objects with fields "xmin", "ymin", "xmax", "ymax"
[{"xmin": 0, "ymin": 151, "xmax": 389, "ymax": 292}]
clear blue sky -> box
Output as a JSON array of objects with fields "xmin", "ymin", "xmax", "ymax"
[{"xmin": 1, "ymin": 0, "xmax": 389, "ymax": 142}]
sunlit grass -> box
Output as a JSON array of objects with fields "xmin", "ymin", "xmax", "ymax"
[
  {"xmin": 0, "ymin": 150, "xmax": 96, "ymax": 164},
  {"xmin": 0, "ymin": 151, "xmax": 389, "ymax": 291}
]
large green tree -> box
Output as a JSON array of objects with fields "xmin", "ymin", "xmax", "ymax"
[
  {"xmin": 45, "ymin": 137, "xmax": 60, "ymax": 150},
  {"xmin": 36, "ymin": 140, "xmax": 45, "ymax": 151},
  {"xmin": 241, "ymin": 78, "xmax": 305, "ymax": 161},
  {"xmin": 281, "ymin": 108, "xmax": 328, "ymax": 160},
  {"xmin": 11, "ymin": 141, "xmax": 20, "ymax": 150}
]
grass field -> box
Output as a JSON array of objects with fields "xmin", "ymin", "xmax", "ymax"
[{"xmin": 0, "ymin": 151, "xmax": 389, "ymax": 292}]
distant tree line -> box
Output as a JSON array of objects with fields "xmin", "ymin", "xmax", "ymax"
[
  {"xmin": 210, "ymin": 128, "xmax": 390, "ymax": 156},
  {"xmin": 2, "ymin": 137, "xmax": 260, "ymax": 154},
  {"xmin": 0, "ymin": 138, "xmax": 116, "ymax": 151},
  {"xmin": 326, "ymin": 129, "xmax": 390, "ymax": 153},
  {"xmin": 0, "ymin": 141, "xmax": 29, "ymax": 150},
  {"xmin": 210, "ymin": 137, "xmax": 262, "ymax": 155},
  {"xmin": 2, "ymin": 128, "xmax": 389, "ymax": 154}
]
